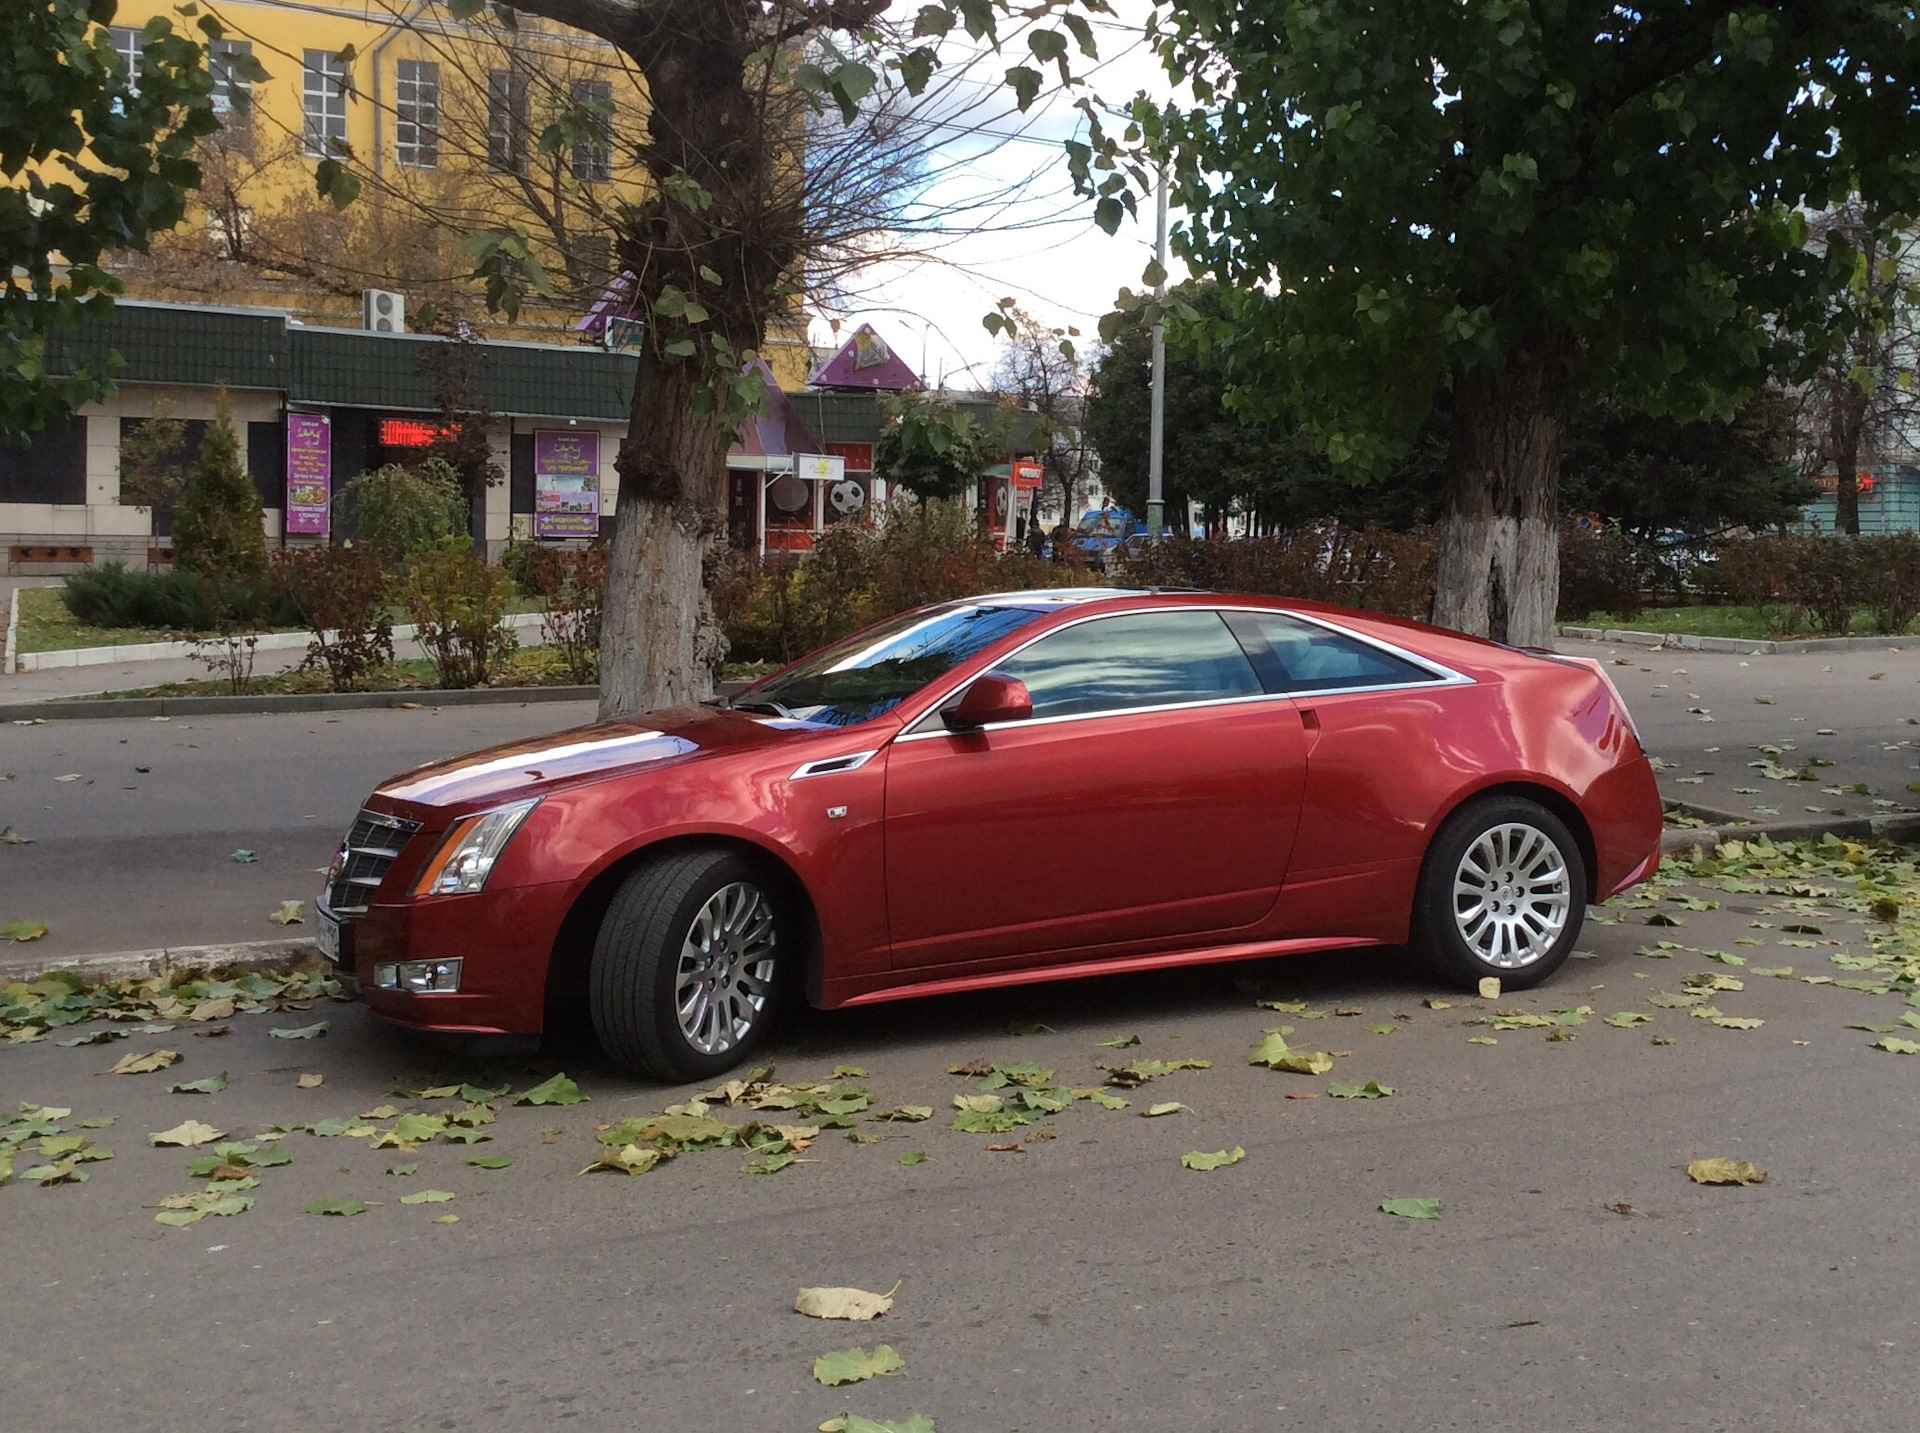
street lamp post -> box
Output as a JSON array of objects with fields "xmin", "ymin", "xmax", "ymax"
[{"xmin": 1147, "ymin": 160, "xmax": 1169, "ymax": 538}]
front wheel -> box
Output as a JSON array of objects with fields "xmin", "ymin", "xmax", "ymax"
[
  {"xmin": 589, "ymin": 849, "xmax": 789, "ymax": 1081},
  {"xmin": 1412, "ymin": 797, "xmax": 1587, "ymax": 990}
]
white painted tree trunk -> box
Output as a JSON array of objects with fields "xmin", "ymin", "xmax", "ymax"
[{"xmin": 1430, "ymin": 357, "xmax": 1565, "ymax": 647}]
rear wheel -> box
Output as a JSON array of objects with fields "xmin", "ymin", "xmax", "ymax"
[
  {"xmin": 1412, "ymin": 796, "xmax": 1586, "ymax": 990},
  {"xmin": 589, "ymin": 849, "xmax": 788, "ymax": 1081}
]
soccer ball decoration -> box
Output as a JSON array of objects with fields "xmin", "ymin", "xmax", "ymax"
[{"xmin": 829, "ymin": 478, "xmax": 866, "ymax": 515}]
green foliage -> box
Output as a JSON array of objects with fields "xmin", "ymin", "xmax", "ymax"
[
  {"xmin": 872, "ymin": 393, "xmax": 999, "ymax": 503},
  {"xmin": 401, "ymin": 546, "xmax": 516, "ymax": 688},
  {"xmin": 344, "ymin": 461, "xmax": 469, "ymax": 570},
  {"xmin": 60, "ymin": 561, "xmax": 296, "ymax": 632},
  {"xmin": 1088, "ymin": 286, "xmax": 1449, "ymax": 531},
  {"xmin": 2, "ymin": 1, "xmax": 222, "ymax": 434},
  {"xmin": 273, "ymin": 546, "xmax": 395, "ymax": 691},
  {"xmin": 171, "ymin": 390, "xmax": 264, "ymax": 584},
  {"xmin": 1146, "ymin": 4, "xmax": 1920, "ymax": 475},
  {"xmin": 1558, "ymin": 392, "xmax": 1816, "ymax": 538}
]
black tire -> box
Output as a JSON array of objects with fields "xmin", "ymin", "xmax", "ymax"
[
  {"xmin": 1411, "ymin": 796, "xmax": 1587, "ymax": 991},
  {"xmin": 589, "ymin": 848, "xmax": 790, "ymax": 1081}
]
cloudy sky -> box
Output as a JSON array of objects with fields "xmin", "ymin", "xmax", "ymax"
[{"xmin": 806, "ymin": 7, "xmax": 1188, "ymax": 390}]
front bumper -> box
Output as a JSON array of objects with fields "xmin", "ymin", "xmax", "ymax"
[{"xmin": 327, "ymin": 881, "xmax": 575, "ymax": 1037}]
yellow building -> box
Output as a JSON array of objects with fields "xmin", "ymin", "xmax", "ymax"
[{"xmin": 102, "ymin": 1, "xmax": 810, "ymax": 385}]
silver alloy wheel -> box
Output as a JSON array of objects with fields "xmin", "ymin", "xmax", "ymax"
[
  {"xmin": 1451, "ymin": 821, "xmax": 1572, "ymax": 969},
  {"xmin": 674, "ymin": 881, "xmax": 778, "ymax": 1055}
]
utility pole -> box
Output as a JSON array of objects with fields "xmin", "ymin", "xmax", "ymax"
[{"xmin": 1146, "ymin": 160, "xmax": 1169, "ymax": 537}]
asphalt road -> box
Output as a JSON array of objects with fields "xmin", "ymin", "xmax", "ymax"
[
  {"xmin": 1, "ymin": 700, "xmax": 595, "ymax": 957},
  {"xmin": 3, "ymin": 887, "xmax": 1917, "ymax": 1432}
]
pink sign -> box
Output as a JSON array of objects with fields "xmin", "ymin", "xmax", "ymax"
[
  {"xmin": 286, "ymin": 414, "xmax": 331, "ymax": 535},
  {"xmin": 534, "ymin": 429, "xmax": 600, "ymax": 538}
]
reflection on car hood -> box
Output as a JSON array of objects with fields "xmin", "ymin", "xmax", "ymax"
[{"xmin": 376, "ymin": 705, "xmax": 806, "ymax": 808}]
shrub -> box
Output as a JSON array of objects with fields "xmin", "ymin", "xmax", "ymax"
[
  {"xmin": 712, "ymin": 509, "xmax": 1086, "ymax": 665},
  {"xmin": 61, "ymin": 562, "xmax": 298, "ymax": 632},
  {"xmin": 1789, "ymin": 536, "xmax": 1862, "ymax": 635},
  {"xmin": 171, "ymin": 387, "xmax": 265, "ymax": 585},
  {"xmin": 530, "ymin": 546, "xmax": 606, "ymax": 685},
  {"xmin": 1113, "ymin": 526, "xmax": 1438, "ymax": 619},
  {"xmin": 344, "ymin": 459, "xmax": 468, "ymax": 570},
  {"xmin": 274, "ymin": 546, "xmax": 395, "ymax": 691},
  {"xmin": 402, "ymin": 546, "xmax": 515, "ymax": 688},
  {"xmin": 1713, "ymin": 536, "xmax": 1804, "ymax": 636},
  {"xmin": 1859, "ymin": 532, "xmax": 1920, "ymax": 635},
  {"xmin": 1557, "ymin": 524, "xmax": 1656, "ymax": 622}
]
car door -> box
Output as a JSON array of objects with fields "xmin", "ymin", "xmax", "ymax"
[
  {"xmin": 882, "ymin": 608, "xmax": 1309, "ymax": 972},
  {"xmin": 1220, "ymin": 609, "xmax": 1471, "ymax": 938}
]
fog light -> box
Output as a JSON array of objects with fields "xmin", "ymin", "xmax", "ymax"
[{"xmin": 374, "ymin": 959, "xmax": 462, "ymax": 993}]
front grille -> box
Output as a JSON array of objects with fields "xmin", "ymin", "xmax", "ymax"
[{"xmin": 325, "ymin": 809, "xmax": 423, "ymax": 915}]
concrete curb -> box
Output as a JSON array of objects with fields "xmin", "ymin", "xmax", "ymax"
[
  {"xmin": 0, "ymin": 937, "xmax": 320, "ymax": 984},
  {"xmin": 15, "ymin": 609, "xmax": 549, "ymax": 672},
  {"xmin": 1659, "ymin": 810, "xmax": 1920, "ymax": 854},
  {"xmin": 1558, "ymin": 624, "xmax": 1913, "ymax": 656},
  {"xmin": 0, "ymin": 684, "xmax": 599, "ymax": 722}
]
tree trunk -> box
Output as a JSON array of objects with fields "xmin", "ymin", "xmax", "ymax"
[
  {"xmin": 597, "ymin": 351, "xmax": 729, "ymax": 720},
  {"xmin": 1431, "ymin": 358, "xmax": 1564, "ymax": 646},
  {"xmin": 1830, "ymin": 398, "xmax": 1863, "ymax": 535}
]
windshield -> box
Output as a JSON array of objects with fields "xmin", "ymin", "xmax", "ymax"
[{"xmin": 741, "ymin": 604, "xmax": 1046, "ymax": 727}]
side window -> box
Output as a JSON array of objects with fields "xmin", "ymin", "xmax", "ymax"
[
  {"xmin": 1226, "ymin": 611, "xmax": 1439, "ymax": 693},
  {"xmin": 992, "ymin": 610, "xmax": 1262, "ymax": 720}
]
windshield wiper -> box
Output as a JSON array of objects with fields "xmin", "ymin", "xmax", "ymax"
[{"xmin": 729, "ymin": 697, "xmax": 798, "ymax": 719}]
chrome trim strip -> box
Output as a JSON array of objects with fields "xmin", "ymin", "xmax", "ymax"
[
  {"xmin": 789, "ymin": 749, "xmax": 879, "ymax": 780},
  {"xmin": 894, "ymin": 602, "xmax": 1474, "ymax": 739}
]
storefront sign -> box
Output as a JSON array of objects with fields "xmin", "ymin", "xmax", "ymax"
[
  {"xmin": 796, "ymin": 453, "xmax": 846, "ymax": 484},
  {"xmin": 534, "ymin": 429, "xmax": 601, "ymax": 538},
  {"xmin": 1010, "ymin": 459, "xmax": 1044, "ymax": 490},
  {"xmin": 286, "ymin": 413, "xmax": 331, "ymax": 534}
]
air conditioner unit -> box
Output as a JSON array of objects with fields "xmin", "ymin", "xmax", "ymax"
[{"xmin": 363, "ymin": 289, "xmax": 405, "ymax": 333}]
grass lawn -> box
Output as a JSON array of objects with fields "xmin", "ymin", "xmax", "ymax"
[
  {"xmin": 14, "ymin": 586, "xmax": 203, "ymax": 653},
  {"xmin": 16, "ymin": 585, "xmax": 549, "ymax": 655},
  {"xmin": 73, "ymin": 647, "xmax": 588, "ymax": 701},
  {"xmin": 1567, "ymin": 604, "xmax": 1919, "ymax": 641}
]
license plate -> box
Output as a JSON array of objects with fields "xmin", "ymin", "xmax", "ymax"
[{"xmin": 316, "ymin": 911, "xmax": 342, "ymax": 964}]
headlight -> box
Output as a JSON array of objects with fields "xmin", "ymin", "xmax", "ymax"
[{"xmin": 413, "ymin": 799, "xmax": 539, "ymax": 896}]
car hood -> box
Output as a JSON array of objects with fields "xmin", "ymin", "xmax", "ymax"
[{"xmin": 374, "ymin": 704, "xmax": 840, "ymax": 810}]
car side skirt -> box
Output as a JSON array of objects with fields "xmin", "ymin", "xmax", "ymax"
[{"xmin": 826, "ymin": 934, "xmax": 1383, "ymax": 1008}]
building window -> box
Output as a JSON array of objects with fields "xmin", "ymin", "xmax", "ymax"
[
  {"xmin": 487, "ymin": 69, "xmax": 529, "ymax": 173},
  {"xmin": 302, "ymin": 49, "xmax": 350, "ymax": 158},
  {"xmin": 108, "ymin": 25, "xmax": 141, "ymax": 89},
  {"xmin": 395, "ymin": 59, "xmax": 440, "ymax": 168},
  {"xmin": 208, "ymin": 38, "xmax": 253, "ymax": 115},
  {"xmin": 569, "ymin": 79, "xmax": 612, "ymax": 182}
]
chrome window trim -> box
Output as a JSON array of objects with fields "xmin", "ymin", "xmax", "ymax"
[
  {"xmin": 789, "ymin": 749, "xmax": 879, "ymax": 780},
  {"xmin": 892, "ymin": 602, "xmax": 1474, "ymax": 741}
]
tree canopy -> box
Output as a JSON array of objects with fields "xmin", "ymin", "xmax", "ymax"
[
  {"xmin": 1132, "ymin": 1, "xmax": 1920, "ymax": 641},
  {"xmin": 3, "ymin": 1, "xmax": 227, "ymax": 434}
]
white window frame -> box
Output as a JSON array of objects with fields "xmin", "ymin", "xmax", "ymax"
[
  {"xmin": 569, "ymin": 78, "xmax": 613, "ymax": 182},
  {"xmin": 208, "ymin": 38, "xmax": 254, "ymax": 117},
  {"xmin": 108, "ymin": 25, "xmax": 141, "ymax": 91},
  {"xmin": 302, "ymin": 49, "xmax": 350, "ymax": 159},
  {"xmin": 395, "ymin": 58, "xmax": 440, "ymax": 168}
]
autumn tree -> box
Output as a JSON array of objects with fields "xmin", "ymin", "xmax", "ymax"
[
  {"xmin": 401, "ymin": 0, "xmax": 1125, "ymax": 717},
  {"xmin": 987, "ymin": 302, "xmax": 1090, "ymax": 529},
  {"xmin": 1795, "ymin": 202, "xmax": 1920, "ymax": 535},
  {"xmin": 1131, "ymin": 2, "xmax": 1920, "ymax": 644},
  {"xmin": 3, "ymin": 0, "xmax": 227, "ymax": 433}
]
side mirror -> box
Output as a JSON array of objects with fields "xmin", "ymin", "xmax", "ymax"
[{"xmin": 945, "ymin": 674, "xmax": 1033, "ymax": 730}]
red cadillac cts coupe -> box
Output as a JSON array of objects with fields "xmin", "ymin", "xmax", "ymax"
[{"xmin": 318, "ymin": 589, "xmax": 1663, "ymax": 1080}]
